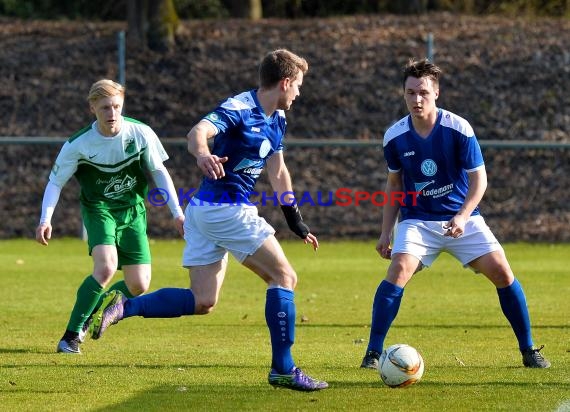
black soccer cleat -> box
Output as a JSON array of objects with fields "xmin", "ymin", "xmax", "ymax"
[
  {"xmin": 360, "ymin": 350, "xmax": 381, "ymax": 370},
  {"xmin": 56, "ymin": 337, "xmax": 81, "ymax": 354},
  {"xmin": 522, "ymin": 345, "xmax": 551, "ymax": 368}
]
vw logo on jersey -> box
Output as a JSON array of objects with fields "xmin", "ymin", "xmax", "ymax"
[
  {"xmin": 259, "ymin": 139, "xmax": 271, "ymax": 158},
  {"xmin": 421, "ymin": 159, "xmax": 437, "ymax": 176},
  {"xmin": 205, "ymin": 112, "xmax": 219, "ymax": 122}
]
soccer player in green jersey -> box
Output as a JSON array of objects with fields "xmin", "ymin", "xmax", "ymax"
[{"xmin": 35, "ymin": 79, "xmax": 184, "ymax": 354}]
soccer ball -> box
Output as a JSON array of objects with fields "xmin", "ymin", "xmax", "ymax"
[{"xmin": 379, "ymin": 344, "xmax": 424, "ymax": 388}]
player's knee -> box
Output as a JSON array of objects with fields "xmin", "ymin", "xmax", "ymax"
[
  {"xmin": 123, "ymin": 266, "xmax": 151, "ymax": 295},
  {"xmin": 490, "ymin": 267, "xmax": 514, "ymax": 288},
  {"xmin": 478, "ymin": 258, "xmax": 513, "ymax": 287},
  {"xmin": 273, "ymin": 266, "xmax": 297, "ymax": 290},
  {"xmin": 387, "ymin": 261, "xmax": 414, "ymax": 285},
  {"xmin": 194, "ymin": 298, "xmax": 218, "ymax": 315},
  {"xmin": 93, "ymin": 264, "xmax": 117, "ymax": 284},
  {"xmin": 127, "ymin": 282, "xmax": 149, "ymax": 296},
  {"xmin": 195, "ymin": 304, "xmax": 215, "ymax": 315},
  {"xmin": 287, "ymin": 270, "xmax": 298, "ymax": 289}
]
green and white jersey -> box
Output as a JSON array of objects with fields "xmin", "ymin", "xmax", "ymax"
[{"xmin": 50, "ymin": 116, "xmax": 169, "ymax": 211}]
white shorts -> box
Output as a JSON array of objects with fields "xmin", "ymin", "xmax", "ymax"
[
  {"xmin": 182, "ymin": 201, "xmax": 275, "ymax": 267},
  {"xmin": 392, "ymin": 215, "xmax": 503, "ymax": 268}
]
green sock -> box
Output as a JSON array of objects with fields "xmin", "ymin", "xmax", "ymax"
[
  {"xmin": 66, "ymin": 275, "xmax": 104, "ymax": 333},
  {"xmin": 91, "ymin": 280, "xmax": 135, "ymax": 315}
]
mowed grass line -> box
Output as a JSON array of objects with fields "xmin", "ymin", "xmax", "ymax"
[{"xmin": 1, "ymin": 239, "xmax": 569, "ymax": 411}]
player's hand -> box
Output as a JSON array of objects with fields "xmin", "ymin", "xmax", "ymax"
[
  {"xmin": 443, "ymin": 215, "xmax": 466, "ymax": 238},
  {"xmin": 376, "ymin": 233, "xmax": 392, "ymax": 259},
  {"xmin": 197, "ymin": 154, "xmax": 228, "ymax": 180},
  {"xmin": 174, "ymin": 215, "xmax": 185, "ymax": 237},
  {"xmin": 304, "ymin": 232, "xmax": 319, "ymax": 251},
  {"xmin": 35, "ymin": 223, "xmax": 52, "ymax": 246}
]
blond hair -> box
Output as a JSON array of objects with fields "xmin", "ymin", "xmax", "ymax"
[{"xmin": 87, "ymin": 79, "xmax": 125, "ymax": 103}]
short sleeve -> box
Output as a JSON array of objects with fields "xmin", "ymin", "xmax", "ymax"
[
  {"xmin": 142, "ymin": 127, "xmax": 169, "ymax": 171},
  {"xmin": 383, "ymin": 139, "xmax": 401, "ymax": 173}
]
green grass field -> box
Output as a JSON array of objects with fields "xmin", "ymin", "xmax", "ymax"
[{"xmin": 1, "ymin": 239, "xmax": 569, "ymax": 411}]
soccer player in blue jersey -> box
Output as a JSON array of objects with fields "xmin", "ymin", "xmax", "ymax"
[
  {"xmin": 36, "ymin": 79, "xmax": 184, "ymax": 354},
  {"xmin": 90, "ymin": 49, "xmax": 328, "ymax": 391},
  {"xmin": 360, "ymin": 59, "xmax": 550, "ymax": 369}
]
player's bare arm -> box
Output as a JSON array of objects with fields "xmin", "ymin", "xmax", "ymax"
[
  {"xmin": 187, "ymin": 120, "xmax": 228, "ymax": 179},
  {"xmin": 266, "ymin": 153, "xmax": 318, "ymax": 251},
  {"xmin": 444, "ymin": 168, "xmax": 487, "ymax": 238},
  {"xmin": 173, "ymin": 216, "xmax": 184, "ymax": 237},
  {"xmin": 377, "ymin": 171, "xmax": 402, "ymax": 259}
]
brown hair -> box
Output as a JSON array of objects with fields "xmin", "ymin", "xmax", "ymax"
[
  {"xmin": 87, "ymin": 79, "xmax": 125, "ymax": 103},
  {"xmin": 259, "ymin": 49, "xmax": 308, "ymax": 88},
  {"xmin": 402, "ymin": 59, "xmax": 442, "ymax": 89}
]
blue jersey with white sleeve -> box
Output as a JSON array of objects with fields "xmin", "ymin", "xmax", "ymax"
[
  {"xmin": 383, "ymin": 109, "xmax": 485, "ymax": 221},
  {"xmin": 195, "ymin": 89, "xmax": 285, "ymax": 203}
]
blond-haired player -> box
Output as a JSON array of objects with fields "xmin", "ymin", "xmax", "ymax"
[{"xmin": 36, "ymin": 79, "xmax": 184, "ymax": 354}]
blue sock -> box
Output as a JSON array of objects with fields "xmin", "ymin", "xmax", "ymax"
[
  {"xmin": 367, "ymin": 280, "xmax": 404, "ymax": 353},
  {"xmin": 497, "ymin": 278, "xmax": 533, "ymax": 351},
  {"xmin": 265, "ymin": 287, "xmax": 295, "ymax": 374},
  {"xmin": 123, "ymin": 288, "xmax": 195, "ymax": 318}
]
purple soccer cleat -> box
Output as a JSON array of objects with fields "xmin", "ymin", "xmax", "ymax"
[
  {"xmin": 91, "ymin": 290, "xmax": 127, "ymax": 340},
  {"xmin": 268, "ymin": 366, "xmax": 328, "ymax": 391}
]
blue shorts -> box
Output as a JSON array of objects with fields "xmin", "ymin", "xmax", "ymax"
[{"xmin": 182, "ymin": 201, "xmax": 275, "ymax": 267}]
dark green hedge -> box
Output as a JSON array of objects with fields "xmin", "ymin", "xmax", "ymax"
[{"xmin": 0, "ymin": 0, "xmax": 568, "ymax": 19}]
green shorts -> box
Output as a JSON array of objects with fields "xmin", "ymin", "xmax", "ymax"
[{"xmin": 81, "ymin": 202, "xmax": 151, "ymax": 268}]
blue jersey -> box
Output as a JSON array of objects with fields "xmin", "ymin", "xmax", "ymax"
[
  {"xmin": 383, "ymin": 109, "xmax": 484, "ymax": 221},
  {"xmin": 195, "ymin": 90, "xmax": 285, "ymax": 203}
]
